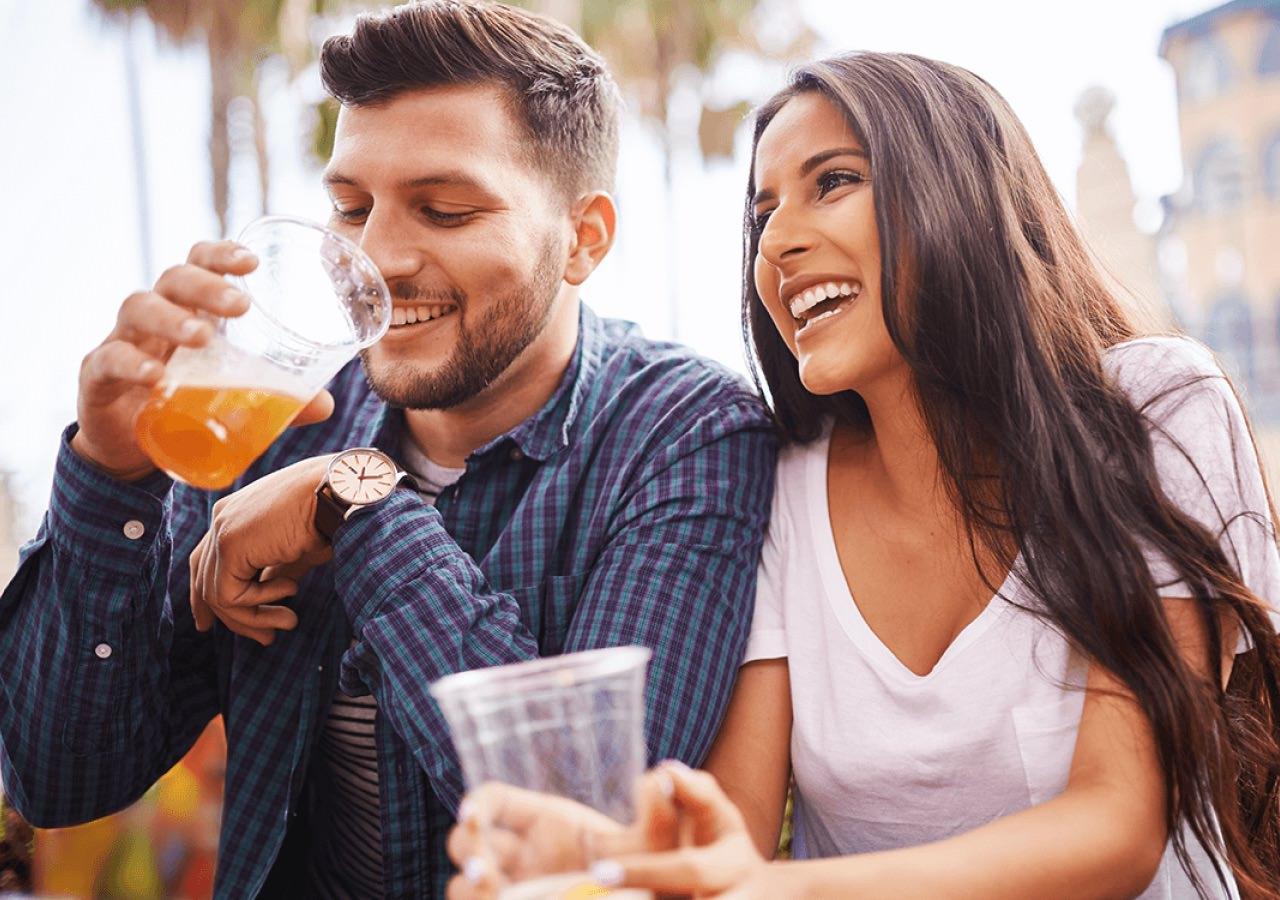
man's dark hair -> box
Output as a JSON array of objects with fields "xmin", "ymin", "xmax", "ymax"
[{"xmin": 320, "ymin": 0, "xmax": 621, "ymax": 199}]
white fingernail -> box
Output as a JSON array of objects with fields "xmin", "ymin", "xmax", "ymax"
[
  {"xmin": 457, "ymin": 799, "xmax": 474, "ymax": 823},
  {"xmin": 139, "ymin": 361, "xmax": 158, "ymax": 378},
  {"xmin": 656, "ymin": 771, "xmax": 675, "ymax": 799},
  {"xmin": 464, "ymin": 856, "xmax": 486, "ymax": 883},
  {"xmin": 590, "ymin": 859, "xmax": 623, "ymax": 888}
]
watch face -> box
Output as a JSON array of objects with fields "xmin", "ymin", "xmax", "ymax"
[{"xmin": 328, "ymin": 450, "xmax": 397, "ymax": 505}]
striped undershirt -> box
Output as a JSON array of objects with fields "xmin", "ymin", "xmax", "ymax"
[{"xmin": 307, "ymin": 440, "xmax": 465, "ymax": 899}]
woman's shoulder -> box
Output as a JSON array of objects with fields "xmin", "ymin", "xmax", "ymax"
[
  {"xmin": 774, "ymin": 427, "xmax": 829, "ymax": 491},
  {"xmin": 1103, "ymin": 334, "xmax": 1231, "ymax": 412}
]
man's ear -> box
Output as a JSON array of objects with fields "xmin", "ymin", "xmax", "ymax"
[{"xmin": 564, "ymin": 191, "xmax": 617, "ymax": 286}]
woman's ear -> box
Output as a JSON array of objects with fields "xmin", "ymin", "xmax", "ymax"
[{"xmin": 564, "ymin": 191, "xmax": 618, "ymax": 286}]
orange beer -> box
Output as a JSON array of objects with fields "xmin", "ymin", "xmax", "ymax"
[{"xmin": 133, "ymin": 383, "xmax": 307, "ymax": 489}]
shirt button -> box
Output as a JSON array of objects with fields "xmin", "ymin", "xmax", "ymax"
[
  {"xmin": 122, "ymin": 520, "xmax": 145, "ymax": 540},
  {"xmin": 94, "ymin": 643, "xmax": 113, "ymax": 659},
  {"xmin": 510, "ymin": 448, "xmax": 524, "ymax": 461}
]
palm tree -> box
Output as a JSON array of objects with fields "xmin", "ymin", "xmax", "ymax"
[
  {"xmin": 523, "ymin": 0, "xmax": 815, "ymax": 335},
  {"xmin": 91, "ymin": 0, "xmax": 324, "ymax": 238}
]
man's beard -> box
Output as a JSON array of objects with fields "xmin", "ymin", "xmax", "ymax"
[{"xmin": 360, "ymin": 240, "xmax": 564, "ymax": 410}]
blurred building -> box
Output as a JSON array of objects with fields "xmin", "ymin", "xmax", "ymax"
[
  {"xmin": 1158, "ymin": 0, "xmax": 1280, "ymax": 424},
  {"xmin": 1074, "ymin": 86, "xmax": 1169, "ymax": 330}
]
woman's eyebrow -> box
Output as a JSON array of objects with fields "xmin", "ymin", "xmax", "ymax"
[{"xmin": 753, "ymin": 147, "xmax": 869, "ymax": 206}]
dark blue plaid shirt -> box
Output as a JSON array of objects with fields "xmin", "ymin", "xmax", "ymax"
[{"xmin": 0, "ymin": 306, "xmax": 776, "ymax": 898}]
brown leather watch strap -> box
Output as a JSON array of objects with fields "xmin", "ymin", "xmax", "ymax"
[{"xmin": 313, "ymin": 484, "xmax": 347, "ymax": 542}]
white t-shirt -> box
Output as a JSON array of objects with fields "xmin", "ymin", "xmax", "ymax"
[{"xmin": 745, "ymin": 337, "xmax": 1280, "ymax": 899}]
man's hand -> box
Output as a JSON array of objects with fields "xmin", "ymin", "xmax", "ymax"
[
  {"xmin": 72, "ymin": 240, "xmax": 333, "ymax": 481},
  {"xmin": 188, "ymin": 454, "xmax": 336, "ymax": 645}
]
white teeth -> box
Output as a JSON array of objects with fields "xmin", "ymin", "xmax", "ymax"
[
  {"xmin": 391, "ymin": 303, "xmax": 460, "ymax": 326},
  {"xmin": 787, "ymin": 280, "xmax": 860, "ymax": 319}
]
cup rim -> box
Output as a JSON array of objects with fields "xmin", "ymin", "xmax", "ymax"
[
  {"xmin": 429, "ymin": 646, "xmax": 653, "ymax": 701},
  {"xmin": 233, "ymin": 214, "xmax": 392, "ymax": 352}
]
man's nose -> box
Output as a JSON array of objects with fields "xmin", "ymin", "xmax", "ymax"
[{"xmin": 358, "ymin": 207, "xmax": 421, "ymax": 283}]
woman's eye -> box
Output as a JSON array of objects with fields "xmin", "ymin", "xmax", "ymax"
[
  {"xmin": 816, "ymin": 169, "xmax": 865, "ymax": 197},
  {"xmin": 751, "ymin": 209, "xmax": 773, "ymax": 235}
]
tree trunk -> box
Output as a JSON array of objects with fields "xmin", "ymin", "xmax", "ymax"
[
  {"xmin": 122, "ymin": 11, "xmax": 154, "ymax": 282},
  {"xmin": 253, "ymin": 70, "xmax": 271, "ymax": 216},
  {"xmin": 653, "ymin": 21, "xmax": 680, "ymax": 339},
  {"xmin": 207, "ymin": 0, "xmax": 240, "ymax": 237}
]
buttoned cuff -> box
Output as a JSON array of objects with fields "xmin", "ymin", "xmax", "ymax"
[{"xmin": 48, "ymin": 424, "xmax": 174, "ymax": 576}]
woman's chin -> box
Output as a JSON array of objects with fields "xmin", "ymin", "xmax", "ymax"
[{"xmin": 797, "ymin": 353, "xmax": 861, "ymax": 396}]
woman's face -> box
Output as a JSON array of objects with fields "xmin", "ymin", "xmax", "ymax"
[{"xmin": 751, "ymin": 92, "xmax": 904, "ymax": 398}]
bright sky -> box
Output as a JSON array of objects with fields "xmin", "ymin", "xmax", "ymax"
[{"xmin": 0, "ymin": 0, "xmax": 1210, "ymax": 537}]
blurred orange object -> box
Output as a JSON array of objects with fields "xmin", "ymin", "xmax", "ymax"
[{"xmin": 34, "ymin": 717, "xmax": 226, "ymax": 899}]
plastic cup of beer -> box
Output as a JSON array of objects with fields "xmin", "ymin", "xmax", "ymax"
[
  {"xmin": 133, "ymin": 215, "xmax": 391, "ymax": 489},
  {"xmin": 430, "ymin": 647, "xmax": 654, "ymax": 900}
]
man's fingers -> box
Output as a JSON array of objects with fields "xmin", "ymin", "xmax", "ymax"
[
  {"xmin": 294, "ymin": 390, "xmax": 335, "ymax": 427},
  {"xmin": 84, "ymin": 340, "xmax": 165, "ymax": 393},
  {"xmin": 224, "ymin": 577, "xmax": 300, "ymax": 610},
  {"xmin": 115, "ymin": 290, "xmax": 217, "ymax": 349},
  {"xmin": 214, "ymin": 603, "xmax": 298, "ymax": 638},
  {"xmin": 186, "ymin": 239, "xmax": 259, "ymax": 276},
  {"xmin": 189, "ymin": 533, "xmax": 214, "ymax": 631},
  {"xmin": 152, "ymin": 263, "xmax": 250, "ymax": 320}
]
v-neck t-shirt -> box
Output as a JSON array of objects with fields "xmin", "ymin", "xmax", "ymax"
[{"xmin": 745, "ymin": 336, "xmax": 1280, "ymax": 898}]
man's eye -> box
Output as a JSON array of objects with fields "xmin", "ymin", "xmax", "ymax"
[
  {"xmin": 332, "ymin": 206, "xmax": 368, "ymax": 223},
  {"xmin": 816, "ymin": 170, "xmax": 866, "ymax": 197},
  {"xmin": 422, "ymin": 207, "xmax": 472, "ymax": 226}
]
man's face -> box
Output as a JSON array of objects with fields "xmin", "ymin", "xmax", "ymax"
[{"xmin": 323, "ymin": 84, "xmax": 570, "ymax": 410}]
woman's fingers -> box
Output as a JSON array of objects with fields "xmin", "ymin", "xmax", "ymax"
[{"xmin": 592, "ymin": 845, "xmax": 732, "ymax": 896}]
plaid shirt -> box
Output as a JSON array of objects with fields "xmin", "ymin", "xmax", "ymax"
[{"xmin": 0, "ymin": 306, "xmax": 776, "ymax": 898}]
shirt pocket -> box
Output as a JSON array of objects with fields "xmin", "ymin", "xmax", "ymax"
[
  {"xmin": 1010, "ymin": 695, "xmax": 1085, "ymax": 806},
  {"xmin": 506, "ymin": 572, "xmax": 590, "ymax": 655}
]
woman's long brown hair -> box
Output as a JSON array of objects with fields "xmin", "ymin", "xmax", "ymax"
[{"xmin": 742, "ymin": 53, "xmax": 1280, "ymax": 897}]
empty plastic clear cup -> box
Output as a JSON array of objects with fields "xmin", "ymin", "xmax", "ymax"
[
  {"xmin": 133, "ymin": 215, "xmax": 391, "ymax": 489},
  {"xmin": 431, "ymin": 647, "xmax": 654, "ymax": 899}
]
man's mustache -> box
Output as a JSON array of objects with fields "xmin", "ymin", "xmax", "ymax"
[{"xmin": 391, "ymin": 282, "xmax": 466, "ymax": 306}]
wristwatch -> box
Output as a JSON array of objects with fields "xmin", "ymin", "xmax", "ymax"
[{"xmin": 314, "ymin": 447, "xmax": 417, "ymax": 541}]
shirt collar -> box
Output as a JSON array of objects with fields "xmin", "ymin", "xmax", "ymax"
[
  {"xmin": 474, "ymin": 302, "xmax": 604, "ymax": 462},
  {"xmin": 355, "ymin": 302, "xmax": 606, "ymax": 465}
]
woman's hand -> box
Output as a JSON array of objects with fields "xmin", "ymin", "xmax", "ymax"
[
  {"xmin": 446, "ymin": 763, "xmax": 777, "ymax": 900},
  {"xmin": 591, "ymin": 763, "xmax": 774, "ymax": 898},
  {"xmin": 446, "ymin": 768, "xmax": 676, "ymax": 899}
]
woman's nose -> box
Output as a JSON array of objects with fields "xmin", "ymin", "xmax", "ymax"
[{"xmin": 757, "ymin": 203, "xmax": 814, "ymax": 266}]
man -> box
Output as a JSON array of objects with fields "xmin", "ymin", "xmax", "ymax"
[{"xmin": 0, "ymin": 2, "xmax": 775, "ymax": 897}]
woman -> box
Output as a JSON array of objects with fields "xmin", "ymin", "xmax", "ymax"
[{"xmin": 448, "ymin": 52, "xmax": 1280, "ymax": 898}]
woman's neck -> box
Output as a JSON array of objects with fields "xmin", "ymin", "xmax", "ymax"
[{"xmin": 839, "ymin": 373, "xmax": 947, "ymax": 517}]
